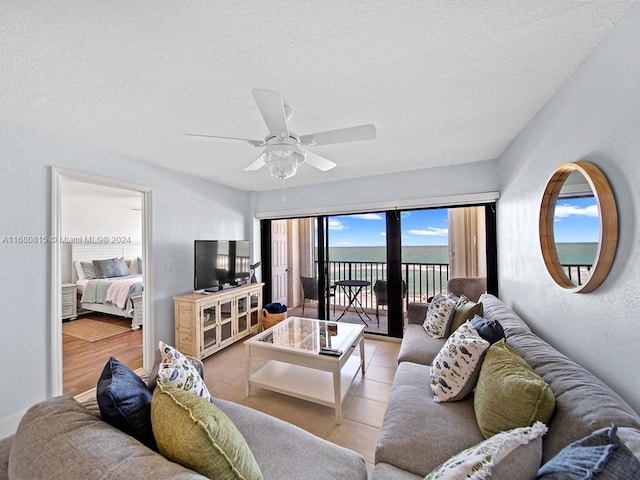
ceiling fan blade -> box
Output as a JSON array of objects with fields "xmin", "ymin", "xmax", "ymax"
[
  {"xmin": 243, "ymin": 155, "xmax": 266, "ymax": 171},
  {"xmin": 251, "ymin": 88, "xmax": 289, "ymax": 138},
  {"xmin": 300, "ymin": 124, "xmax": 376, "ymax": 146},
  {"xmin": 303, "ymin": 150, "xmax": 337, "ymax": 172},
  {"xmin": 185, "ymin": 133, "xmax": 264, "ymax": 147}
]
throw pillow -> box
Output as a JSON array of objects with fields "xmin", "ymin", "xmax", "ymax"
[
  {"xmin": 471, "ymin": 314, "xmax": 505, "ymax": 345},
  {"xmin": 154, "ymin": 341, "xmax": 213, "ymax": 401},
  {"xmin": 151, "ymin": 381, "xmax": 263, "ymax": 480},
  {"xmin": 423, "ymin": 293, "xmax": 457, "ymax": 338},
  {"xmin": 474, "ymin": 339, "xmax": 556, "ymax": 439},
  {"xmin": 96, "ymin": 356, "xmax": 156, "ymax": 449},
  {"xmin": 75, "ymin": 261, "xmax": 97, "ymax": 281},
  {"xmin": 425, "ymin": 421, "xmax": 548, "ymax": 480},
  {"xmin": 537, "ymin": 423, "xmax": 640, "ymax": 479},
  {"xmin": 147, "ymin": 342, "xmax": 205, "ymax": 390},
  {"xmin": 449, "ymin": 295, "xmax": 484, "ymax": 334},
  {"xmin": 93, "ymin": 257, "xmax": 129, "ymax": 278},
  {"xmin": 430, "ymin": 321, "xmax": 490, "ymax": 402}
]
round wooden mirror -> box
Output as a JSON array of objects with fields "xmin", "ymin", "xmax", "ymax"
[{"xmin": 539, "ymin": 161, "xmax": 618, "ymax": 293}]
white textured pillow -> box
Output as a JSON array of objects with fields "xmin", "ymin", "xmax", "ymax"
[
  {"xmin": 156, "ymin": 341, "xmax": 212, "ymax": 401},
  {"xmin": 425, "ymin": 422, "xmax": 548, "ymax": 480},
  {"xmin": 430, "ymin": 321, "xmax": 490, "ymax": 402},
  {"xmin": 423, "ymin": 293, "xmax": 457, "ymax": 338}
]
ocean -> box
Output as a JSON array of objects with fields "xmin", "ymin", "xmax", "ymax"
[
  {"xmin": 326, "ymin": 243, "xmax": 597, "ymax": 266},
  {"xmin": 327, "ymin": 246, "xmax": 449, "ymax": 264}
]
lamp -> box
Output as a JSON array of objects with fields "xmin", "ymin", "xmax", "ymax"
[{"xmin": 260, "ymin": 144, "xmax": 305, "ymax": 180}]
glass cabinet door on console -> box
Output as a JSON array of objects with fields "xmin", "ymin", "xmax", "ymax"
[{"xmin": 173, "ymin": 284, "xmax": 264, "ymax": 360}]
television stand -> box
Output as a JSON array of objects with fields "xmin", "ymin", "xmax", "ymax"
[{"xmin": 174, "ymin": 283, "xmax": 264, "ymax": 360}]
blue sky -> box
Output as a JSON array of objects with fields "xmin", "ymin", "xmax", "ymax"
[
  {"xmin": 554, "ymin": 196, "xmax": 599, "ymax": 243},
  {"xmin": 325, "ymin": 197, "xmax": 599, "ymax": 247},
  {"xmin": 327, "ymin": 209, "xmax": 449, "ymax": 247}
]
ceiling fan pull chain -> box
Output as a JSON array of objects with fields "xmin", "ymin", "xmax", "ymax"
[{"xmin": 281, "ymin": 180, "xmax": 287, "ymax": 202}]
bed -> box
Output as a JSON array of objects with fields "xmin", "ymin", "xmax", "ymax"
[{"xmin": 72, "ymin": 243, "xmax": 144, "ymax": 330}]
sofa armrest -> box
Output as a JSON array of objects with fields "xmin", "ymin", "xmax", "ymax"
[{"xmin": 407, "ymin": 302, "xmax": 429, "ymax": 325}]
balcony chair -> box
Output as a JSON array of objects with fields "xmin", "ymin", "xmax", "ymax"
[
  {"xmin": 300, "ymin": 276, "xmax": 336, "ymax": 315},
  {"xmin": 373, "ymin": 280, "xmax": 408, "ymax": 326}
]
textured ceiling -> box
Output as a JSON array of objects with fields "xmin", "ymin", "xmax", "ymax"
[{"xmin": 0, "ymin": 1, "xmax": 633, "ymax": 192}]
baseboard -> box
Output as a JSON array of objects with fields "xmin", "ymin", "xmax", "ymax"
[{"xmin": 0, "ymin": 409, "xmax": 26, "ymax": 440}]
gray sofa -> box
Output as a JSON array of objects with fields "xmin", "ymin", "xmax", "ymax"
[
  {"xmin": 373, "ymin": 293, "xmax": 640, "ymax": 479},
  {"xmin": 0, "ymin": 386, "xmax": 367, "ymax": 480}
]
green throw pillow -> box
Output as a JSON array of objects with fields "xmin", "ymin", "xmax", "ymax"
[
  {"xmin": 474, "ymin": 339, "xmax": 556, "ymax": 439},
  {"xmin": 151, "ymin": 381, "xmax": 263, "ymax": 480},
  {"xmin": 449, "ymin": 295, "xmax": 484, "ymax": 334}
]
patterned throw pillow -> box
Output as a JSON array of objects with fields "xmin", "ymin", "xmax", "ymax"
[
  {"xmin": 425, "ymin": 422, "xmax": 548, "ymax": 480},
  {"xmin": 430, "ymin": 321, "xmax": 490, "ymax": 402},
  {"xmin": 156, "ymin": 341, "xmax": 213, "ymax": 401},
  {"xmin": 423, "ymin": 293, "xmax": 457, "ymax": 338},
  {"xmin": 151, "ymin": 381, "xmax": 263, "ymax": 480}
]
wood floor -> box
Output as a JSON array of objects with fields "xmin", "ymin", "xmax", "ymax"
[{"xmin": 63, "ymin": 313, "xmax": 143, "ymax": 396}]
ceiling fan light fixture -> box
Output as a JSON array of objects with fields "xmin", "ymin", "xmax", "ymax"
[{"xmin": 261, "ymin": 144, "xmax": 306, "ymax": 180}]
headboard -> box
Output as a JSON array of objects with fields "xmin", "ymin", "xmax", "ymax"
[{"xmin": 71, "ymin": 242, "xmax": 142, "ymax": 282}]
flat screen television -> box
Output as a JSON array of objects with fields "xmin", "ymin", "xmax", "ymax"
[{"xmin": 194, "ymin": 240, "xmax": 251, "ymax": 292}]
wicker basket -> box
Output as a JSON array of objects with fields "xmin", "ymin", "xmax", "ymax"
[{"xmin": 261, "ymin": 309, "xmax": 287, "ymax": 330}]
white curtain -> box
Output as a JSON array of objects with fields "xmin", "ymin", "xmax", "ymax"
[{"xmin": 448, "ymin": 207, "xmax": 486, "ymax": 278}]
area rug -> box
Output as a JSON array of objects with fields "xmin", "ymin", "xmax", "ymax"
[{"xmin": 62, "ymin": 318, "xmax": 130, "ymax": 342}]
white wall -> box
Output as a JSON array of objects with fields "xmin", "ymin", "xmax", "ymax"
[
  {"xmin": 0, "ymin": 121, "xmax": 250, "ymax": 435},
  {"xmin": 253, "ymin": 159, "xmax": 501, "ymax": 216},
  {"xmin": 497, "ymin": 3, "xmax": 640, "ymax": 413}
]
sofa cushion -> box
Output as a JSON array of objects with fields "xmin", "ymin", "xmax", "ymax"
[
  {"xmin": 537, "ymin": 424, "xmax": 640, "ymax": 479},
  {"xmin": 397, "ymin": 324, "xmax": 446, "ymax": 365},
  {"xmin": 425, "ymin": 422, "xmax": 547, "ymax": 480},
  {"xmin": 8, "ymin": 395, "xmax": 207, "ymax": 479},
  {"xmin": 153, "ymin": 341, "xmax": 212, "ymax": 401},
  {"xmin": 430, "ymin": 322, "xmax": 489, "ymax": 402},
  {"xmin": 96, "ymin": 356, "xmax": 156, "ymax": 450},
  {"xmin": 422, "ymin": 293, "xmax": 457, "ymax": 338},
  {"xmin": 151, "ymin": 381, "xmax": 262, "ymax": 480},
  {"xmin": 474, "ymin": 339, "xmax": 555, "ymax": 439},
  {"xmin": 479, "ymin": 294, "xmax": 640, "ymax": 462},
  {"xmin": 449, "ymin": 295, "xmax": 484, "ymax": 333},
  {"xmin": 375, "ymin": 362, "xmax": 485, "ymax": 476},
  {"xmin": 216, "ymin": 399, "xmax": 368, "ymax": 480}
]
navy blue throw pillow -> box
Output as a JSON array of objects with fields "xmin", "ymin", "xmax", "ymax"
[
  {"xmin": 96, "ymin": 357, "xmax": 156, "ymax": 450},
  {"xmin": 537, "ymin": 423, "xmax": 640, "ymax": 479},
  {"xmin": 471, "ymin": 314, "xmax": 505, "ymax": 345}
]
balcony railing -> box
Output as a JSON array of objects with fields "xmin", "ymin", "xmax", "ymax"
[
  {"xmin": 325, "ymin": 260, "xmax": 450, "ymax": 312},
  {"xmin": 320, "ymin": 260, "xmax": 590, "ymax": 314}
]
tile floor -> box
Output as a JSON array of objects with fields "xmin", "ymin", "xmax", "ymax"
[{"xmin": 201, "ymin": 334, "xmax": 401, "ymax": 476}]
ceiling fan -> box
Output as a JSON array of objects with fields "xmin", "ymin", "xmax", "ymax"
[{"xmin": 186, "ymin": 88, "xmax": 376, "ymax": 181}]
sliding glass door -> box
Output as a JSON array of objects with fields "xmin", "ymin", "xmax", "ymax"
[{"xmin": 259, "ymin": 202, "xmax": 496, "ymax": 338}]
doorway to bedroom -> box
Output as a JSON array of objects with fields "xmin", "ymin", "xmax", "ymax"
[{"xmin": 52, "ymin": 170, "xmax": 152, "ymax": 397}]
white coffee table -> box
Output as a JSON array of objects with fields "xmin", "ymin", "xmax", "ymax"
[{"xmin": 244, "ymin": 316, "xmax": 365, "ymax": 424}]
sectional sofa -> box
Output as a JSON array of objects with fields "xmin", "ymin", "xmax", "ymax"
[
  {"xmin": 373, "ymin": 293, "xmax": 640, "ymax": 479},
  {"xmin": 0, "ymin": 361, "xmax": 367, "ymax": 480}
]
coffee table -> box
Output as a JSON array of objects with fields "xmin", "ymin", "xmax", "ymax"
[{"xmin": 244, "ymin": 316, "xmax": 365, "ymax": 424}]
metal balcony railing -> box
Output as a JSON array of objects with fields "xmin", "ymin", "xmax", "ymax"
[{"xmin": 319, "ymin": 260, "xmax": 590, "ymax": 315}]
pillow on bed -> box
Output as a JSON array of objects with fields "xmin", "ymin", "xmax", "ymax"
[
  {"xmin": 75, "ymin": 261, "xmax": 97, "ymax": 281},
  {"xmin": 93, "ymin": 257, "xmax": 129, "ymax": 278}
]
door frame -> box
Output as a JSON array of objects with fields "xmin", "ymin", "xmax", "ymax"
[{"xmin": 50, "ymin": 167, "xmax": 154, "ymax": 397}]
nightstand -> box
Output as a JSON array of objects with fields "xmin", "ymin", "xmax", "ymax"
[{"xmin": 62, "ymin": 283, "xmax": 77, "ymax": 320}]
